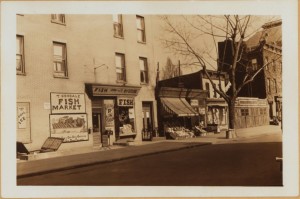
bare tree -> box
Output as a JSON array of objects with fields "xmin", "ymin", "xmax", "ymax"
[{"xmin": 161, "ymin": 15, "xmax": 282, "ymax": 132}]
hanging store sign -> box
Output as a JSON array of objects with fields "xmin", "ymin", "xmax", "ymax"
[
  {"xmin": 51, "ymin": 93, "xmax": 85, "ymax": 114},
  {"xmin": 117, "ymin": 97, "xmax": 134, "ymax": 107},
  {"xmin": 92, "ymin": 85, "xmax": 140, "ymax": 96},
  {"xmin": 190, "ymin": 99, "xmax": 199, "ymax": 107}
]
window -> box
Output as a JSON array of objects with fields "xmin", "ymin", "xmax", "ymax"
[
  {"xmin": 213, "ymin": 83, "xmax": 217, "ymax": 98},
  {"xmin": 272, "ymin": 59, "xmax": 276, "ymax": 71},
  {"xmin": 16, "ymin": 35, "xmax": 25, "ymax": 74},
  {"xmin": 139, "ymin": 57, "xmax": 148, "ymax": 84},
  {"xmin": 136, "ymin": 15, "xmax": 146, "ymax": 43},
  {"xmin": 274, "ymin": 79, "xmax": 277, "ymax": 93},
  {"xmin": 205, "ymin": 82, "xmax": 210, "ymax": 98},
  {"xmin": 53, "ymin": 42, "xmax": 68, "ymax": 77},
  {"xmin": 51, "ymin": 14, "xmax": 65, "ymax": 24},
  {"xmin": 264, "ymin": 56, "xmax": 269, "ymax": 70},
  {"xmin": 241, "ymin": 108, "xmax": 249, "ymax": 116},
  {"xmin": 113, "ymin": 14, "xmax": 123, "ymax": 38},
  {"xmin": 267, "ymin": 78, "xmax": 271, "ymax": 93},
  {"xmin": 115, "ymin": 53, "xmax": 126, "ymax": 82},
  {"xmin": 251, "ymin": 58, "xmax": 257, "ymax": 70}
]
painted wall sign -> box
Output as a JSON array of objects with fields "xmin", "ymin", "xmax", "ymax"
[
  {"xmin": 92, "ymin": 85, "xmax": 140, "ymax": 96},
  {"xmin": 117, "ymin": 97, "xmax": 134, "ymax": 107},
  {"xmin": 50, "ymin": 114, "xmax": 88, "ymax": 143},
  {"xmin": 51, "ymin": 93, "xmax": 85, "ymax": 114}
]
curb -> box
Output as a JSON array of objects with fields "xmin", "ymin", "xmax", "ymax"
[{"xmin": 17, "ymin": 142, "xmax": 212, "ymax": 178}]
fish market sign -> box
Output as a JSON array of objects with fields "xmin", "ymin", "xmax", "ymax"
[
  {"xmin": 51, "ymin": 93, "xmax": 85, "ymax": 114},
  {"xmin": 92, "ymin": 85, "xmax": 140, "ymax": 96}
]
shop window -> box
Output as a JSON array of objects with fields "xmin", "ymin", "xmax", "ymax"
[
  {"xmin": 115, "ymin": 53, "xmax": 126, "ymax": 82},
  {"xmin": 118, "ymin": 106, "xmax": 135, "ymax": 135},
  {"xmin": 113, "ymin": 14, "xmax": 123, "ymax": 38},
  {"xmin": 136, "ymin": 15, "xmax": 146, "ymax": 43},
  {"xmin": 51, "ymin": 14, "xmax": 66, "ymax": 24},
  {"xmin": 241, "ymin": 108, "xmax": 249, "ymax": 116},
  {"xmin": 139, "ymin": 57, "xmax": 148, "ymax": 84},
  {"xmin": 53, "ymin": 42, "xmax": 68, "ymax": 78},
  {"xmin": 16, "ymin": 35, "xmax": 25, "ymax": 75}
]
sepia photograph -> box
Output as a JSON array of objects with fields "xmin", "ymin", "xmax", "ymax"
[{"xmin": 1, "ymin": 0, "xmax": 298, "ymax": 198}]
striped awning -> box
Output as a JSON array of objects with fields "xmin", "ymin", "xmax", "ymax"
[{"xmin": 161, "ymin": 98, "xmax": 199, "ymax": 117}]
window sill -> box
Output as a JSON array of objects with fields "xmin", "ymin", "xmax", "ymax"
[
  {"xmin": 137, "ymin": 41, "xmax": 146, "ymax": 44},
  {"xmin": 51, "ymin": 20, "xmax": 66, "ymax": 26},
  {"xmin": 140, "ymin": 82, "xmax": 148, "ymax": 86},
  {"xmin": 116, "ymin": 80, "xmax": 127, "ymax": 84},
  {"xmin": 53, "ymin": 75, "xmax": 69, "ymax": 79},
  {"xmin": 17, "ymin": 72, "xmax": 26, "ymax": 76}
]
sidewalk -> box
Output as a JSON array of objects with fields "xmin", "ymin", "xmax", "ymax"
[{"xmin": 17, "ymin": 125, "xmax": 282, "ymax": 177}]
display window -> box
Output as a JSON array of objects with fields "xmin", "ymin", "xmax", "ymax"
[{"xmin": 117, "ymin": 97, "xmax": 135, "ymax": 135}]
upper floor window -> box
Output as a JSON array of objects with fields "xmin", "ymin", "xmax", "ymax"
[
  {"xmin": 115, "ymin": 53, "xmax": 126, "ymax": 82},
  {"xmin": 267, "ymin": 78, "xmax": 271, "ymax": 93},
  {"xmin": 264, "ymin": 56, "xmax": 269, "ymax": 70},
  {"xmin": 53, "ymin": 42, "xmax": 68, "ymax": 78},
  {"xmin": 251, "ymin": 58, "xmax": 257, "ymax": 70},
  {"xmin": 274, "ymin": 79, "xmax": 277, "ymax": 93},
  {"xmin": 213, "ymin": 83, "xmax": 217, "ymax": 98},
  {"xmin": 136, "ymin": 15, "xmax": 146, "ymax": 43},
  {"xmin": 139, "ymin": 57, "xmax": 148, "ymax": 84},
  {"xmin": 51, "ymin": 14, "xmax": 66, "ymax": 24},
  {"xmin": 16, "ymin": 35, "xmax": 25, "ymax": 74},
  {"xmin": 113, "ymin": 14, "xmax": 123, "ymax": 38},
  {"xmin": 205, "ymin": 82, "xmax": 210, "ymax": 98}
]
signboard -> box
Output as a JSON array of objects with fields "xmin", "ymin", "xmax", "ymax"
[
  {"xmin": 117, "ymin": 97, "xmax": 134, "ymax": 107},
  {"xmin": 92, "ymin": 85, "xmax": 140, "ymax": 96},
  {"xmin": 190, "ymin": 99, "xmax": 199, "ymax": 107},
  {"xmin": 17, "ymin": 105, "xmax": 27, "ymax": 129},
  {"xmin": 51, "ymin": 93, "xmax": 85, "ymax": 114},
  {"xmin": 102, "ymin": 135, "xmax": 109, "ymax": 147},
  {"xmin": 104, "ymin": 100, "xmax": 115, "ymax": 127},
  {"xmin": 50, "ymin": 114, "xmax": 88, "ymax": 142}
]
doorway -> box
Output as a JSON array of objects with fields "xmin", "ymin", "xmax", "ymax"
[
  {"xmin": 92, "ymin": 112, "xmax": 102, "ymax": 147},
  {"xmin": 142, "ymin": 102, "xmax": 153, "ymax": 140}
]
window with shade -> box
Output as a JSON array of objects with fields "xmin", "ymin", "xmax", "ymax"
[
  {"xmin": 136, "ymin": 15, "xmax": 146, "ymax": 43},
  {"xmin": 113, "ymin": 14, "xmax": 123, "ymax": 38},
  {"xmin": 16, "ymin": 35, "xmax": 25, "ymax": 74},
  {"xmin": 139, "ymin": 57, "xmax": 148, "ymax": 84},
  {"xmin": 53, "ymin": 42, "xmax": 68, "ymax": 78},
  {"xmin": 51, "ymin": 14, "xmax": 66, "ymax": 24},
  {"xmin": 115, "ymin": 53, "xmax": 126, "ymax": 82}
]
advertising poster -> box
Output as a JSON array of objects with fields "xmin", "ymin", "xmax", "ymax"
[
  {"xmin": 104, "ymin": 100, "xmax": 115, "ymax": 127},
  {"xmin": 50, "ymin": 114, "xmax": 88, "ymax": 142}
]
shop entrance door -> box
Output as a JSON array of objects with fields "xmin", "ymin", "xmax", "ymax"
[
  {"xmin": 142, "ymin": 102, "xmax": 153, "ymax": 141},
  {"xmin": 92, "ymin": 112, "xmax": 102, "ymax": 147}
]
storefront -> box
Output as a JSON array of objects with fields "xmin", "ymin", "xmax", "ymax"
[
  {"xmin": 206, "ymin": 98, "xmax": 228, "ymax": 131},
  {"xmin": 156, "ymin": 87, "xmax": 207, "ymax": 138},
  {"xmin": 85, "ymin": 84, "xmax": 141, "ymax": 146}
]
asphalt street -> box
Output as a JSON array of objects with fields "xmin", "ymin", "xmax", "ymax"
[{"xmin": 18, "ymin": 133, "xmax": 282, "ymax": 186}]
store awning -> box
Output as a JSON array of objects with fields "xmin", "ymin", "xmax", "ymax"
[{"xmin": 161, "ymin": 98, "xmax": 199, "ymax": 117}]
